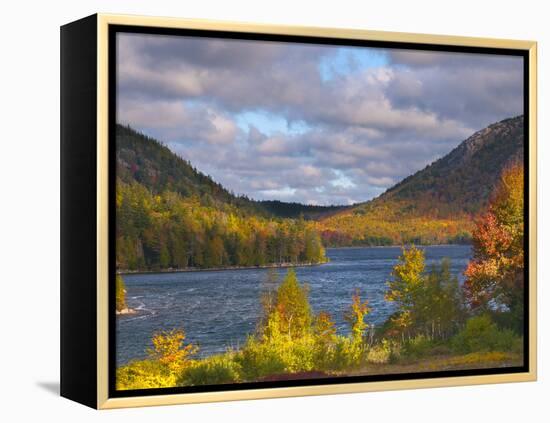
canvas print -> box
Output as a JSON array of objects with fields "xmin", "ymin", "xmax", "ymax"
[{"xmin": 114, "ymin": 32, "xmax": 526, "ymax": 391}]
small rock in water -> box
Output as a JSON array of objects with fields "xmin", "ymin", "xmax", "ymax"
[{"xmin": 116, "ymin": 308, "xmax": 136, "ymax": 315}]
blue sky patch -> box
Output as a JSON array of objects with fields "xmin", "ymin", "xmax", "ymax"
[
  {"xmin": 318, "ymin": 47, "xmax": 389, "ymax": 82},
  {"xmin": 236, "ymin": 109, "xmax": 311, "ymax": 136}
]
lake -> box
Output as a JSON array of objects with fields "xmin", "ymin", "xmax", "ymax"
[{"xmin": 116, "ymin": 245, "xmax": 472, "ymax": 366}]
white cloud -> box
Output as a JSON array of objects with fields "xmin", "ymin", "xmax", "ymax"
[{"xmin": 116, "ymin": 33, "xmax": 523, "ymax": 205}]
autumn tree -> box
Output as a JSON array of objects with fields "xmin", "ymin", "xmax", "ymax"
[
  {"xmin": 147, "ymin": 328, "xmax": 198, "ymax": 372},
  {"xmin": 385, "ymin": 245, "xmax": 425, "ymax": 338},
  {"xmin": 314, "ymin": 311, "xmax": 337, "ymax": 344},
  {"xmin": 312, "ymin": 311, "xmax": 338, "ymax": 368},
  {"xmin": 115, "ymin": 275, "xmax": 127, "ymax": 312},
  {"xmin": 257, "ymin": 269, "xmax": 281, "ymax": 335},
  {"xmin": 274, "ymin": 269, "xmax": 312, "ymax": 339},
  {"xmin": 344, "ymin": 289, "xmax": 371, "ymax": 344},
  {"xmin": 303, "ymin": 228, "xmax": 326, "ymax": 263},
  {"xmin": 385, "ymin": 246, "xmax": 465, "ymax": 340},
  {"xmin": 418, "ymin": 259, "xmax": 464, "ymax": 339},
  {"xmin": 464, "ymin": 162, "xmax": 524, "ymax": 331}
]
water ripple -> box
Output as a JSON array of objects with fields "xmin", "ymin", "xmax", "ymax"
[{"xmin": 116, "ymin": 245, "xmax": 471, "ymax": 366}]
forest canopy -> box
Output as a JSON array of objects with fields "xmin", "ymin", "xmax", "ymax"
[{"xmin": 116, "ymin": 180, "xmax": 327, "ymax": 271}]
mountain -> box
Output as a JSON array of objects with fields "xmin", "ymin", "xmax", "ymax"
[
  {"xmin": 115, "ymin": 125, "xmax": 329, "ymax": 271},
  {"xmin": 116, "ymin": 124, "xmax": 344, "ymax": 219},
  {"xmin": 376, "ymin": 115, "xmax": 524, "ymax": 216},
  {"xmin": 116, "ymin": 115, "xmax": 524, "ymax": 253},
  {"xmin": 320, "ymin": 115, "xmax": 524, "ymax": 246},
  {"xmin": 116, "ymin": 124, "xmax": 265, "ymax": 216}
]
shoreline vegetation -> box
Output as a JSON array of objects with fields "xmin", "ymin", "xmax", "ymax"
[
  {"xmin": 117, "ymin": 249, "xmax": 523, "ymax": 390},
  {"xmin": 115, "ymin": 274, "xmax": 135, "ymax": 315},
  {"xmin": 117, "ymin": 258, "xmax": 329, "ymax": 276},
  {"xmin": 116, "ymin": 162, "xmax": 525, "ymax": 389},
  {"xmin": 116, "ymin": 243, "xmax": 473, "ymax": 276},
  {"xmin": 326, "ymin": 242, "xmax": 472, "ymax": 250}
]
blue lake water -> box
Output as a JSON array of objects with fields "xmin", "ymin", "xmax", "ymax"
[{"xmin": 116, "ymin": 245, "xmax": 471, "ymax": 366}]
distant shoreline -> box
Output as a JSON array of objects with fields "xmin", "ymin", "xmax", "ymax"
[
  {"xmin": 325, "ymin": 243, "xmax": 472, "ymax": 250},
  {"xmin": 118, "ymin": 260, "xmax": 329, "ymax": 276},
  {"xmin": 118, "ymin": 244, "xmax": 473, "ymax": 275}
]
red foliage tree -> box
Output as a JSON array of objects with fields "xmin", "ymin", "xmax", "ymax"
[{"xmin": 464, "ymin": 161, "xmax": 524, "ymax": 325}]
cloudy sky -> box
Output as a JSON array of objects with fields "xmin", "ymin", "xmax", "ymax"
[{"xmin": 116, "ymin": 33, "xmax": 523, "ymax": 205}]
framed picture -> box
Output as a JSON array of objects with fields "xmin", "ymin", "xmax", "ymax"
[{"xmin": 60, "ymin": 14, "xmax": 537, "ymax": 409}]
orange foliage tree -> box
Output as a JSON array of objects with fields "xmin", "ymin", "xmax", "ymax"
[
  {"xmin": 464, "ymin": 162, "xmax": 524, "ymax": 329},
  {"xmin": 147, "ymin": 329, "xmax": 198, "ymax": 372}
]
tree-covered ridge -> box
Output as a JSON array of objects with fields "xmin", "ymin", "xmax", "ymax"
[
  {"xmin": 257, "ymin": 200, "xmax": 346, "ymax": 220},
  {"xmin": 319, "ymin": 115, "xmax": 524, "ymax": 246},
  {"xmin": 116, "ymin": 125, "xmax": 332, "ymax": 271},
  {"xmin": 116, "ymin": 180, "xmax": 327, "ymax": 271},
  {"xmin": 116, "ymin": 114, "xmax": 524, "ymax": 256},
  {"xmin": 117, "ymin": 124, "xmax": 346, "ymax": 220},
  {"xmin": 318, "ymin": 204, "xmax": 474, "ymax": 247},
  {"xmin": 382, "ymin": 115, "xmax": 524, "ymax": 216},
  {"xmin": 116, "ymin": 124, "xmax": 266, "ymax": 217}
]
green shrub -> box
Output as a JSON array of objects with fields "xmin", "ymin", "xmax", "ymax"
[
  {"xmin": 179, "ymin": 354, "xmax": 242, "ymax": 386},
  {"xmin": 312, "ymin": 312, "xmax": 338, "ymax": 371},
  {"xmin": 236, "ymin": 339, "xmax": 287, "ymax": 380},
  {"xmin": 329, "ymin": 336, "xmax": 366, "ymax": 370},
  {"xmin": 451, "ymin": 315, "xmax": 523, "ymax": 354},
  {"xmin": 235, "ymin": 331, "xmax": 316, "ymax": 380},
  {"xmin": 402, "ymin": 335, "xmax": 435, "ymax": 359},
  {"xmin": 116, "ymin": 360, "xmax": 176, "ymax": 390},
  {"xmin": 429, "ymin": 344, "xmax": 452, "ymax": 356}
]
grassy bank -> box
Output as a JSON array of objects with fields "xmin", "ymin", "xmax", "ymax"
[
  {"xmin": 344, "ymin": 351, "xmax": 522, "ymax": 376},
  {"xmin": 116, "ymin": 332, "xmax": 523, "ymax": 390}
]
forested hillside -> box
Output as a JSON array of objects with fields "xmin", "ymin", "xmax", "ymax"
[
  {"xmin": 117, "ymin": 125, "xmax": 347, "ymax": 220},
  {"xmin": 116, "ymin": 115, "xmax": 524, "ymax": 267},
  {"xmin": 116, "ymin": 125, "xmax": 327, "ymax": 271},
  {"xmin": 116, "ymin": 125, "xmax": 265, "ymax": 217},
  {"xmin": 258, "ymin": 200, "xmax": 345, "ymax": 219},
  {"xmin": 319, "ymin": 116, "xmax": 524, "ymax": 246},
  {"xmin": 378, "ymin": 115, "xmax": 524, "ymax": 216}
]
